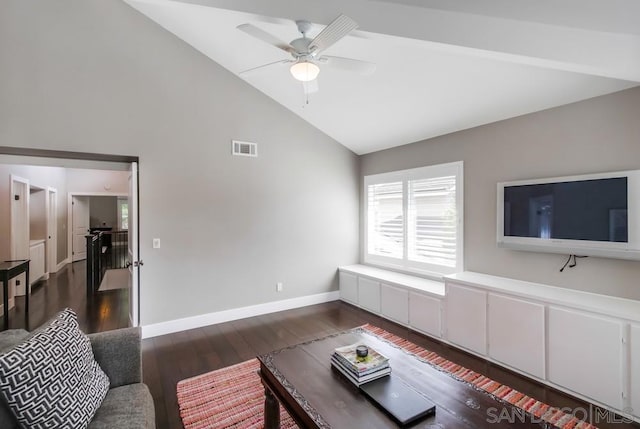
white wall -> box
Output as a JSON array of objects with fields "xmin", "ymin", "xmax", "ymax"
[
  {"xmin": 66, "ymin": 168, "xmax": 129, "ymax": 194},
  {"xmin": 0, "ymin": 163, "xmax": 68, "ymax": 264},
  {"xmin": 0, "ymin": 0, "xmax": 360, "ymax": 326},
  {"xmin": 361, "ymin": 87, "xmax": 640, "ymax": 300}
]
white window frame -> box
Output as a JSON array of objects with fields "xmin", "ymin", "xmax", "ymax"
[{"xmin": 363, "ymin": 161, "xmax": 464, "ymax": 278}]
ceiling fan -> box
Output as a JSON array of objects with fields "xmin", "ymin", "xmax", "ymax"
[{"xmin": 237, "ymin": 14, "xmax": 376, "ymax": 92}]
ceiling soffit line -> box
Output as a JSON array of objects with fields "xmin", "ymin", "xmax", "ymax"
[
  {"xmin": 123, "ymin": 0, "xmax": 639, "ymax": 154},
  {"xmin": 171, "ymin": 0, "xmax": 640, "ymax": 82}
]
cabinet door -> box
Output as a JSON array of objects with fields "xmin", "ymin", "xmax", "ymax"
[
  {"xmin": 409, "ymin": 292, "xmax": 442, "ymax": 338},
  {"xmin": 381, "ymin": 284, "xmax": 408, "ymax": 324},
  {"xmin": 445, "ymin": 283, "xmax": 487, "ymax": 355},
  {"xmin": 32, "ymin": 244, "xmax": 46, "ymax": 282},
  {"xmin": 488, "ymin": 294, "xmax": 545, "ymax": 379},
  {"xmin": 548, "ymin": 306, "xmax": 623, "ymax": 409},
  {"xmin": 631, "ymin": 324, "xmax": 640, "ymax": 417},
  {"xmin": 358, "ymin": 277, "xmax": 381, "ymax": 313},
  {"xmin": 339, "ymin": 272, "xmax": 358, "ymax": 304}
]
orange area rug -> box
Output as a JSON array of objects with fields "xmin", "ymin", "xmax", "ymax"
[{"xmin": 177, "ymin": 324, "xmax": 597, "ymax": 429}]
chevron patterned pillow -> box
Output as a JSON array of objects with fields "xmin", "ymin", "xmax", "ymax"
[{"xmin": 0, "ymin": 308, "xmax": 110, "ymax": 429}]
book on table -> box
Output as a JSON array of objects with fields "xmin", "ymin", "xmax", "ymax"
[
  {"xmin": 331, "ymin": 356, "xmax": 391, "ymax": 386},
  {"xmin": 331, "ymin": 343, "xmax": 391, "ymax": 386}
]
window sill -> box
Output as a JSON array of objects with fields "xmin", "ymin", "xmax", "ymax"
[{"xmin": 338, "ymin": 264, "xmax": 445, "ymax": 297}]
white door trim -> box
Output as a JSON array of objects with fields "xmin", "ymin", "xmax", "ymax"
[
  {"xmin": 10, "ymin": 175, "xmax": 29, "ymax": 261},
  {"xmin": 46, "ymin": 187, "xmax": 58, "ymax": 274},
  {"xmin": 128, "ymin": 162, "xmax": 139, "ymax": 327},
  {"xmin": 66, "ymin": 191, "xmax": 128, "ymax": 263},
  {"xmin": 9, "ymin": 175, "xmax": 30, "ymax": 301}
]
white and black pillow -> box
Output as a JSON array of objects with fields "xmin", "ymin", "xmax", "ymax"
[{"xmin": 0, "ymin": 308, "xmax": 110, "ymax": 429}]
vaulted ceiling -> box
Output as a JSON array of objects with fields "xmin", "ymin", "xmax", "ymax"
[{"xmin": 125, "ymin": 0, "xmax": 640, "ymax": 154}]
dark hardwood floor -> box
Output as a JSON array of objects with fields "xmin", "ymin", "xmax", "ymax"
[
  {"xmin": 0, "ymin": 260, "xmax": 130, "ymax": 333},
  {"xmin": 142, "ymin": 301, "xmax": 639, "ymax": 429},
  {"xmin": 4, "ymin": 267, "xmax": 636, "ymax": 429}
]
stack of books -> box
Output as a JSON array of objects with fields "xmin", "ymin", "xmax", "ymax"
[{"xmin": 331, "ymin": 343, "xmax": 391, "ymax": 386}]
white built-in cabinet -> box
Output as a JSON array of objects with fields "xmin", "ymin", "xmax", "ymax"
[
  {"xmin": 381, "ymin": 284, "xmax": 409, "ymax": 325},
  {"xmin": 339, "ymin": 272, "xmax": 357, "ymax": 305},
  {"xmin": 487, "ymin": 294, "xmax": 545, "ymax": 379},
  {"xmin": 338, "ymin": 265, "xmax": 445, "ymax": 340},
  {"xmin": 29, "ymin": 240, "xmax": 46, "ymax": 286},
  {"xmin": 358, "ymin": 277, "xmax": 381, "ymax": 313},
  {"xmin": 409, "ymin": 292, "xmax": 441, "ymax": 338},
  {"xmin": 547, "ymin": 307, "xmax": 624, "ymax": 410},
  {"xmin": 631, "ymin": 324, "xmax": 640, "ymax": 415},
  {"xmin": 339, "ymin": 265, "xmax": 640, "ymax": 423},
  {"xmin": 445, "ymin": 284, "xmax": 486, "ymax": 355}
]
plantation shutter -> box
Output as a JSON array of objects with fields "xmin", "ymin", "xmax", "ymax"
[
  {"xmin": 408, "ymin": 175, "xmax": 457, "ymax": 267},
  {"xmin": 367, "ymin": 181, "xmax": 403, "ymax": 259}
]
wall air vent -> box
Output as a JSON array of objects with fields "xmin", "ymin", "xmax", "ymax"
[{"xmin": 232, "ymin": 140, "xmax": 258, "ymax": 157}]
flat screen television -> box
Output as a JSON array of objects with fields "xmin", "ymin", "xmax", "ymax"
[{"xmin": 497, "ymin": 170, "xmax": 640, "ymax": 260}]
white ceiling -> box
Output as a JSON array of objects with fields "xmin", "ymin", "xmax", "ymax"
[{"xmin": 125, "ymin": 0, "xmax": 640, "ymax": 155}]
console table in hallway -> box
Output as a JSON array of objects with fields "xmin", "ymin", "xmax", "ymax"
[{"xmin": 0, "ymin": 260, "xmax": 30, "ymax": 330}]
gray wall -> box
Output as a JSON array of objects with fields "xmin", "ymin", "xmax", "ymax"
[
  {"xmin": 89, "ymin": 196, "xmax": 118, "ymax": 229},
  {"xmin": 362, "ymin": 87, "xmax": 640, "ymax": 300},
  {"xmin": 0, "ymin": 0, "xmax": 359, "ymax": 325}
]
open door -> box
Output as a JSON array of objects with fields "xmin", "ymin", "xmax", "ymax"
[
  {"xmin": 72, "ymin": 196, "xmax": 89, "ymax": 261},
  {"xmin": 127, "ymin": 162, "xmax": 140, "ymax": 327},
  {"xmin": 46, "ymin": 187, "xmax": 58, "ymax": 274}
]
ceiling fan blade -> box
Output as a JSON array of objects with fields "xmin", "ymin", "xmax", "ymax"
[
  {"xmin": 320, "ymin": 56, "xmax": 376, "ymax": 75},
  {"xmin": 237, "ymin": 23, "xmax": 293, "ymax": 53},
  {"xmin": 309, "ymin": 14, "xmax": 358, "ymax": 54},
  {"xmin": 303, "ymin": 79, "xmax": 319, "ymax": 95},
  {"xmin": 239, "ymin": 59, "xmax": 292, "ymax": 76}
]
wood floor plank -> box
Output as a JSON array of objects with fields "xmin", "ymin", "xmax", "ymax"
[{"xmin": 0, "ymin": 261, "xmax": 129, "ymax": 333}]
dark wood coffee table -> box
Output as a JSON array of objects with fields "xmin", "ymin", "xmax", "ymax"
[{"xmin": 258, "ymin": 327, "xmax": 543, "ymax": 428}]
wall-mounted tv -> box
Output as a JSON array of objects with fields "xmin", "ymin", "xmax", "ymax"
[{"xmin": 497, "ymin": 170, "xmax": 640, "ymax": 260}]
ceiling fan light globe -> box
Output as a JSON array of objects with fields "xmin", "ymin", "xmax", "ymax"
[{"xmin": 290, "ymin": 61, "xmax": 320, "ymax": 82}]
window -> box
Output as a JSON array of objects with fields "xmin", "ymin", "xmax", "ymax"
[
  {"xmin": 117, "ymin": 198, "xmax": 129, "ymax": 230},
  {"xmin": 364, "ymin": 161, "xmax": 463, "ymax": 277}
]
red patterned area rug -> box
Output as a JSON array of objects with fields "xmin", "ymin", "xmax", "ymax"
[{"xmin": 176, "ymin": 324, "xmax": 597, "ymax": 429}]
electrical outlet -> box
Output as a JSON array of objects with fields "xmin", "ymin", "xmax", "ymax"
[
  {"xmin": 153, "ymin": 238, "xmax": 161, "ymax": 249},
  {"xmin": 276, "ymin": 282, "xmax": 283, "ymax": 292}
]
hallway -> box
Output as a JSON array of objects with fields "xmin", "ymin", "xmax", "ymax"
[{"xmin": 1, "ymin": 261, "xmax": 130, "ymax": 333}]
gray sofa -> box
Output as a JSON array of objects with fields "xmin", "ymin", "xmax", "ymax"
[{"xmin": 0, "ymin": 327, "xmax": 155, "ymax": 429}]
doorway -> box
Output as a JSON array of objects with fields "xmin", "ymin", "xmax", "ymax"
[
  {"xmin": 1, "ymin": 149, "xmax": 141, "ymax": 328},
  {"xmin": 8, "ymin": 175, "xmax": 29, "ymax": 305},
  {"xmin": 47, "ymin": 187, "xmax": 58, "ymax": 274},
  {"xmin": 71, "ymin": 195, "xmax": 89, "ymax": 261}
]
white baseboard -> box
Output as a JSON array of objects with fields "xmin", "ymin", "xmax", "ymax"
[
  {"xmin": 56, "ymin": 259, "xmax": 70, "ymax": 272},
  {"xmin": 141, "ymin": 291, "xmax": 340, "ymax": 339}
]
